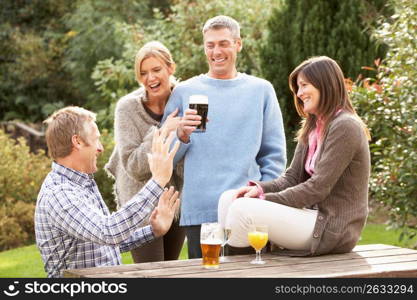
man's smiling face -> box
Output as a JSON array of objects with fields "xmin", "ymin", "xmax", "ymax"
[{"xmin": 204, "ymin": 28, "xmax": 242, "ymax": 79}]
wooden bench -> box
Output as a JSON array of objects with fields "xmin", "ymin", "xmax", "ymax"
[{"xmin": 63, "ymin": 244, "xmax": 417, "ymax": 278}]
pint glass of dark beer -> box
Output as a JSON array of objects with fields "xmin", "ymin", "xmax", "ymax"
[
  {"xmin": 189, "ymin": 95, "xmax": 208, "ymax": 132},
  {"xmin": 200, "ymin": 222, "xmax": 222, "ymax": 269}
]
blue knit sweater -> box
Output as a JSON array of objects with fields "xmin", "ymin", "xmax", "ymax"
[{"xmin": 162, "ymin": 73, "xmax": 286, "ymax": 226}]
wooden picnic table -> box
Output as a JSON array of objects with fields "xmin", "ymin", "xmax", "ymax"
[{"xmin": 63, "ymin": 244, "xmax": 417, "ymax": 278}]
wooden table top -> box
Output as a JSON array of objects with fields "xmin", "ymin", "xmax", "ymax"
[{"xmin": 63, "ymin": 244, "xmax": 417, "ymax": 278}]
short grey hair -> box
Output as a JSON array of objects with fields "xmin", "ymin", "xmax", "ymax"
[{"xmin": 202, "ymin": 15, "xmax": 240, "ymax": 39}]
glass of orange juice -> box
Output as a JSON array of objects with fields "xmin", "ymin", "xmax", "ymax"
[{"xmin": 247, "ymin": 224, "xmax": 268, "ymax": 264}]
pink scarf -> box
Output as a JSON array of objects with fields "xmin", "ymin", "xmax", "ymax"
[
  {"xmin": 305, "ymin": 110, "xmax": 343, "ymax": 175},
  {"xmin": 305, "ymin": 119, "xmax": 323, "ymax": 176}
]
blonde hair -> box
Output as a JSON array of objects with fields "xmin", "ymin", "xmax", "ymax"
[
  {"xmin": 44, "ymin": 106, "xmax": 96, "ymax": 159},
  {"xmin": 202, "ymin": 15, "xmax": 240, "ymax": 39},
  {"xmin": 288, "ymin": 56, "xmax": 370, "ymax": 144},
  {"xmin": 134, "ymin": 41, "xmax": 177, "ymax": 86}
]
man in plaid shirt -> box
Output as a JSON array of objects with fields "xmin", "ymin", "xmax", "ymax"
[{"xmin": 35, "ymin": 106, "xmax": 180, "ymax": 277}]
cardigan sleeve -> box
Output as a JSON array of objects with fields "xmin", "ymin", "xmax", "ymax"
[
  {"xmin": 114, "ymin": 100, "xmax": 155, "ymax": 182},
  {"xmin": 263, "ymin": 118, "xmax": 365, "ymax": 208},
  {"xmin": 258, "ymin": 141, "xmax": 306, "ymax": 193}
]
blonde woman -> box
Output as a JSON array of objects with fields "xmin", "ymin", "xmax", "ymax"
[{"xmin": 106, "ymin": 41, "xmax": 185, "ymax": 263}]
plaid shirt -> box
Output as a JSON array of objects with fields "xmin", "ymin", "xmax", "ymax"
[{"xmin": 35, "ymin": 162, "xmax": 163, "ymax": 278}]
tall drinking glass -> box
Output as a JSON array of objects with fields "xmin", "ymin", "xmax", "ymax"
[
  {"xmin": 200, "ymin": 222, "xmax": 222, "ymax": 269},
  {"xmin": 247, "ymin": 224, "xmax": 268, "ymax": 265},
  {"xmin": 220, "ymin": 228, "xmax": 231, "ymax": 263}
]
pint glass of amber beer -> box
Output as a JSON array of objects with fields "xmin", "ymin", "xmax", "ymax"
[{"xmin": 200, "ymin": 222, "xmax": 222, "ymax": 269}]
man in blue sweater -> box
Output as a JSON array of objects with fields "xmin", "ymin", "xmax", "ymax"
[{"xmin": 162, "ymin": 15, "xmax": 286, "ymax": 258}]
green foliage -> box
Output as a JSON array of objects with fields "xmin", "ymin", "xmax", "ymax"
[
  {"xmin": 0, "ymin": 200, "xmax": 36, "ymax": 251},
  {"xmin": 0, "ymin": 0, "xmax": 81, "ymax": 122},
  {"xmin": 351, "ymin": 0, "xmax": 417, "ymax": 241},
  {"xmin": 95, "ymin": 129, "xmax": 116, "ymax": 211},
  {"xmin": 0, "ymin": 0, "xmax": 174, "ymax": 123},
  {"xmin": 64, "ymin": 0, "xmax": 155, "ymax": 112},
  {"xmin": 91, "ymin": 46, "xmax": 138, "ymax": 129},
  {"xmin": 261, "ymin": 0, "xmax": 390, "ymax": 160},
  {"xmin": 0, "ymin": 131, "xmax": 50, "ymax": 204},
  {"xmin": 0, "ymin": 130, "xmax": 50, "ymax": 250}
]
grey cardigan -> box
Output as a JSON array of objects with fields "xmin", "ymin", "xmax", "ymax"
[
  {"xmin": 105, "ymin": 88, "xmax": 183, "ymax": 209},
  {"xmin": 258, "ymin": 112, "xmax": 370, "ymax": 256}
]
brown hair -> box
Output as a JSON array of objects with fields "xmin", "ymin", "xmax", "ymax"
[
  {"xmin": 288, "ymin": 56, "xmax": 370, "ymax": 144},
  {"xmin": 44, "ymin": 106, "xmax": 96, "ymax": 159},
  {"xmin": 134, "ymin": 41, "xmax": 177, "ymax": 86}
]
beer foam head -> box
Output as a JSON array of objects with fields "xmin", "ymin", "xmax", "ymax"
[
  {"xmin": 189, "ymin": 94, "xmax": 208, "ymax": 105},
  {"xmin": 201, "ymin": 238, "xmax": 222, "ymax": 245}
]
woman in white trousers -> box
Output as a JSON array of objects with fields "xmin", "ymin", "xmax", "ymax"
[{"xmin": 218, "ymin": 189, "xmax": 318, "ymax": 251}]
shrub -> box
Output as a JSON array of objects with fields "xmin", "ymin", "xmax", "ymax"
[
  {"xmin": 95, "ymin": 129, "xmax": 116, "ymax": 212},
  {"xmin": 0, "ymin": 1, "xmax": 82, "ymax": 123},
  {"xmin": 0, "ymin": 200, "xmax": 35, "ymax": 251},
  {"xmin": 261, "ymin": 0, "xmax": 390, "ymax": 160},
  {"xmin": 351, "ymin": 0, "xmax": 417, "ymax": 243},
  {"xmin": 64, "ymin": 0, "xmax": 160, "ymax": 118},
  {"xmin": 0, "ymin": 129, "xmax": 50, "ymax": 250},
  {"xmin": 0, "ymin": 130, "xmax": 50, "ymax": 204}
]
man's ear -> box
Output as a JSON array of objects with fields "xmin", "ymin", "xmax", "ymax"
[
  {"xmin": 236, "ymin": 38, "xmax": 242, "ymax": 52},
  {"xmin": 71, "ymin": 135, "xmax": 81, "ymax": 150}
]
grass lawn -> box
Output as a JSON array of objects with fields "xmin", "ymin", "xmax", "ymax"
[
  {"xmin": 0, "ymin": 223, "xmax": 415, "ymax": 278},
  {"xmin": 0, "ymin": 243, "xmax": 188, "ymax": 278}
]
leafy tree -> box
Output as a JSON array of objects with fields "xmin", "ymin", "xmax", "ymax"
[
  {"xmin": 261, "ymin": 0, "xmax": 390, "ymax": 160},
  {"xmin": 0, "ymin": 129, "xmax": 50, "ymax": 250},
  {"xmin": 0, "ymin": 0, "xmax": 80, "ymax": 122},
  {"xmin": 351, "ymin": 0, "xmax": 417, "ymax": 243},
  {"xmin": 64, "ymin": 0, "xmax": 169, "ymax": 112}
]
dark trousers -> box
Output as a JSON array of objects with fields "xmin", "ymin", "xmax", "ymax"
[
  {"xmin": 184, "ymin": 225, "xmax": 202, "ymax": 259},
  {"xmin": 130, "ymin": 218, "xmax": 185, "ymax": 263},
  {"xmin": 184, "ymin": 224, "xmax": 259, "ymax": 258}
]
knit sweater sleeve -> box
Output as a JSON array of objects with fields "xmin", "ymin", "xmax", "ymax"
[
  {"xmin": 161, "ymin": 86, "xmax": 190, "ymax": 165},
  {"xmin": 114, "ymin": 98, "xmax": 155, "ymax": 182},
  {"xmin": 257, "ymin": 82, "xmax": 287, "ymax": 180},
  {"xmin": 262, "ymin": 117, "xmax": 364, "ymax": 208}
]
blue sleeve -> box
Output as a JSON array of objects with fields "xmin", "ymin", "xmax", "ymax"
[
  {"xmin": 162, "ymin": 87, "xmax": 184, "ymax": 123},
  {"xmin": 257, "ymin": 83, "xmax": 287, "ymax": 181},
  {"xmin": 162, "ymin": 87, "xmax": 190, "ymax": 164}
]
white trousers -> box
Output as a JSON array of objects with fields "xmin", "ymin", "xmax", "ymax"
[{"xmin": 218, "ymin": 189, "xmax": 318, "ymax": 251}]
